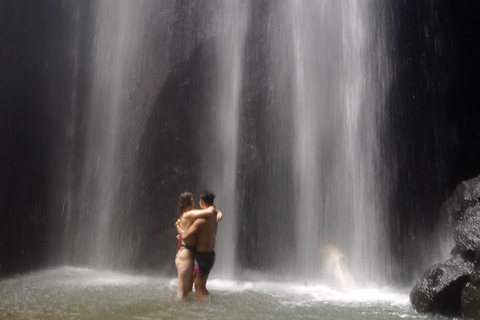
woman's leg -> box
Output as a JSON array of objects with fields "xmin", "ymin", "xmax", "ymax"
[{"xmin": 175, "ymin": 248, "xmax": 194, "ymax": 299}]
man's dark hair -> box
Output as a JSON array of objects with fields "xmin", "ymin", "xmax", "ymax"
[{"xmin": 200, "ymin": 190, "xmax": 215, "ymax": 206}]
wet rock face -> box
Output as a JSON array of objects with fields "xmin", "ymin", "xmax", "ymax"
[
  {"xmin": 462, "ymin": 270, "xmax": 480, "ymax": 319},
  {"xmin": 441, "ymin": 175, "xmax": 480, "ymax": 224},
  {"xmin": 412, "ymin": 174, "xmax": 480, "ymax": 319},
  {"xmin": 454, "ymin": 203, "xmax": 480, "ymax": 252},
  {"xmin": 410, "ymin": 256, "xmax": 474, "ymax": 315}
]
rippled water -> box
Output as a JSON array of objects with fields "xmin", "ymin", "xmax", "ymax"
[{"xmin": 0, "ymin": 267, "xmax": 446, "ymax": 320}]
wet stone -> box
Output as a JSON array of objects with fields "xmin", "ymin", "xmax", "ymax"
[
  {"xmin": 410, "ymin": 256, "xmax": 474, "ymax": 316},
  {"xmin": 441, "ymin": 175, "xmax": 480, "ymax": 224},
  {"xmin": 461, "ymin": 280, "xmax": 480, "ymax": 319},
  {"xmin": 454, "ymin": 202, "xmax": 480, "ymax": 252},
  {"xmin": 442, "ymin": 176, "xmax": 480, "ymax": 222}
]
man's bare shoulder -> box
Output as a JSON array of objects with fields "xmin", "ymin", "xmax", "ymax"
[{"xmin": 194, "ymin": 217, "xmax": 208, "ymax": 225}]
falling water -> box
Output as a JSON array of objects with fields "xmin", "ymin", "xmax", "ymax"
[
  {"xmin": 57, "ymin": 0, "xmax": 391, "ymax": 284},
  {"xmin": 200, "ymin": 1, "xmax": 248, "ymax": 277},
  {"xmin": 287, "ymin": 0, "xmax": 389, "ymax": 282},
  {"xmin": 81, "ymin": 0, "xmax": 139, "ymax": 267},
  {"xmin": 59, "ymin": 2, "xmax": 81, "ymax": 265},
  {"xmin": 65, "ymin": 0, "xmax": 157, "ymax": 268}
]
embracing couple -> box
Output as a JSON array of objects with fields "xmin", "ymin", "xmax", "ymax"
[{"xmin": 175, "ymin": 190, "xmax": 222, "ymax": 301}]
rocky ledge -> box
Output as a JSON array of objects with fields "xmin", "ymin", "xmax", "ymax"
[{"xmin": 411, "ymin": 175, "xmax": 480, "ymax": 319}]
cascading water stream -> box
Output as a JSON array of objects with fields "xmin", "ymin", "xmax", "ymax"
[
  {"xmin": 338, "ymin": 1, "xmax": 385, "ymax": 282},
  {"xmin": 57, "ymin": 0, "xmax": 391, "ymax": 285},
  {"xmin": 60, "ymin": 2, "xmax": 81, "ymax": 265},
  {"xmin": 288, "ymin": 0, "xmax": 389, "ymax": 283},
  {"xmin": 81, "ymin": 0, "xmax": 134, "ymax": 267},
  {"xmin": 290, "ymin": 0, "xmax": 324, "ymax": 279},
  {"xmin": 200, "ymin": 1, "xmax": 248, "ymax": 278},
  {"xmin": 67, "ymin": 0, "xmax": 153, "ymax": 268}
]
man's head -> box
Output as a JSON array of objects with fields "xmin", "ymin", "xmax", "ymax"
[{"xmin": 199, "ymin": 190, "xmax": 215, "ymax": 209}]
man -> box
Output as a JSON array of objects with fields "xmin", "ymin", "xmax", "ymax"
[{"xmin": 176, "ymin": 190, "xmax": 219, "ymax": 302}]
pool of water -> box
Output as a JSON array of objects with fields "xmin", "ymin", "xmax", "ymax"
[{"xmin": 0, "ymin": 267, "xmax": 448, "ymax": 320}]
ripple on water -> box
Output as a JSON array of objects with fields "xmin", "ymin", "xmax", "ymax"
[{"xmin": 0, "ymin": 267, "xmax": 439, "ymax": 320}]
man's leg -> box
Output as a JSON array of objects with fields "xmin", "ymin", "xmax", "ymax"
[
  {"xmin": 194, "ymin": 273, "xmax": 209, "ymax": 302},
  {"xmin": 193, "ymin": 251, "xmax": 215, "ymax": 301}
]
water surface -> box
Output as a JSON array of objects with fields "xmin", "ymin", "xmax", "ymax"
[{"xmin": 0, "ymin": 267, "xmax": 449, "ymax": 320}]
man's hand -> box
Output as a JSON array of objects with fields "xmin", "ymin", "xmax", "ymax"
[
  {"xmin": 175, "ymin": 219, "xmax": 181, "ymax": 239},
  {"xmin": 216, "ymin": 210, "xmax": 223, "ymax": 222},
  {"xmin": 176, "ymin": 220, "xmax": 186, "ymax": 239}
]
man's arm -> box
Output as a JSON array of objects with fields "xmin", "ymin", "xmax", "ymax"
[
  {"xmin": 182, "ymin": 206, "xmax": 216, "ymax": 221},
  {"xmin": 176, "ymin": 221, "xmax": 184, "ymax": 240},
  {"xmin": 176, "ymin": 218, "xmax": 205, "ymax": 241}
]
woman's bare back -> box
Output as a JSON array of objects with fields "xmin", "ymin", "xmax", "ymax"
[{"xmin": 179, "ymin": 215, "xmax": 197, "ymax": 247}]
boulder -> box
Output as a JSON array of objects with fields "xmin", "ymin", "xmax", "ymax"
[
  {"xmin": 410, "ymin": 255, "xmax": 474, "ymax": 316},
  {"xmin": 412, "ymin": 175, "xmax": 480, "ymax": 318},
  {"xmin": 454, "ymin": 202, "xmax": 480, "ymax": 252},
  {"xmin": 462, "ymin": 269, "xmax": 480, "ymax": 319},
  {"xmin": 441, "ymin": 175, "xmax": 480, "ymax": 224}
]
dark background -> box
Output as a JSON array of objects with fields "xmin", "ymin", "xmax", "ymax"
[
  {"xmin": 1, "ymin": 0, "xmax": 479, "ymax": 282},
  {"xmin": 385, "ymin": 0, "xmax": 480, "ymax": 281}
]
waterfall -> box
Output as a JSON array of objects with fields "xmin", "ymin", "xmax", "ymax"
[
  {"xmin": 56, "ymin": 0, "xmax": 391, "ymax": 283},
  {"xmin": 65, "ymin": 0, "xmax": 158, "ymax": 268},
  {"xmin": 286, "ymin": 0, "xmax": 390, "ymax": 282},
  {"xmin": 200, "ymin": 1, "xmax": 248, "ymax": 277},
  {"xmin": 80, "ymin": 0, "xmax": 141, "ymax": 267}
]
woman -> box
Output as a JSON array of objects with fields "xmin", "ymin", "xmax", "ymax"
[{"xmin": 175, "ymin": 192, "xmax": 221, "ymax": 299}]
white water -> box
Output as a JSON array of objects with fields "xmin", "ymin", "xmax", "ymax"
[
  {"xmin": 63, "ymin": 0, "xmax": 171, "ymax": 268},
  {"xmin": 289, "ymin": 0, "xmax": 389, "ymax": 282},
  {"xmin": 70, "ymin": 1, "xmax": 148, "ymax": 268},
  {"xmin": 0, "ymin": 268, "xmax": 430, "ymax": 320},
  {"xmin": 57, "ymin": 0, "xmax": 393, "ymax": 285},
  {"xmin": 200, "ymin": 0, "xmax": 248, "ymax": 278}
]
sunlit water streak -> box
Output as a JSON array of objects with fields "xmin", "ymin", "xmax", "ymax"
[
  {"xmin": 0, "ymin": 268, "xmax": 441, "ymax": 320},
  {"xmin": 54, "ymin": 0, "xmax": 396, "ymax": 286},
  {"xmin": 200, "ymin": 0, "xmax": 248, "ymax": 278},
  {"xmin": 289, "ymin": 0, "xmax": 389, "ymax": 283}
]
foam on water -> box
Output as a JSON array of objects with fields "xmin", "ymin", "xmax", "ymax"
[
  {"xmin": 0, "ymin": 268, "xmax": 433, "ymax": 320},
  {"xmin": 7, "ymin": 267, "xmax": 409, "ymax": 302},
  {"xmin": 22, "ymin": 268, "xmax": 407, "ymax": 297},
  {"xmin": 206, "ymin": 279, "xmax": 410, "ymax": 306},
  {"xmin": 3, "ymin": 267, "xmax": 168, "ymax": 290}
]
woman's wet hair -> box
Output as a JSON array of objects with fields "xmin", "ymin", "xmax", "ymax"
[
  {"xmin": 200, "ymin": 190, "xmax": 215, "ymax": 206},
  {"xmin": 177, "ymin": 192, "xmax": 194, "ymax": 218}
]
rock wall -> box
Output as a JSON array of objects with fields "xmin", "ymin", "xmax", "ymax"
[{"xmin": 411, "ymin": 175, "xmax": 480, "ymax": 318}]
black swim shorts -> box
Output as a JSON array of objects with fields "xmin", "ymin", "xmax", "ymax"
[{"xmin": 194, "ymin": 251, "xmax": 216, "ymax": 276}]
